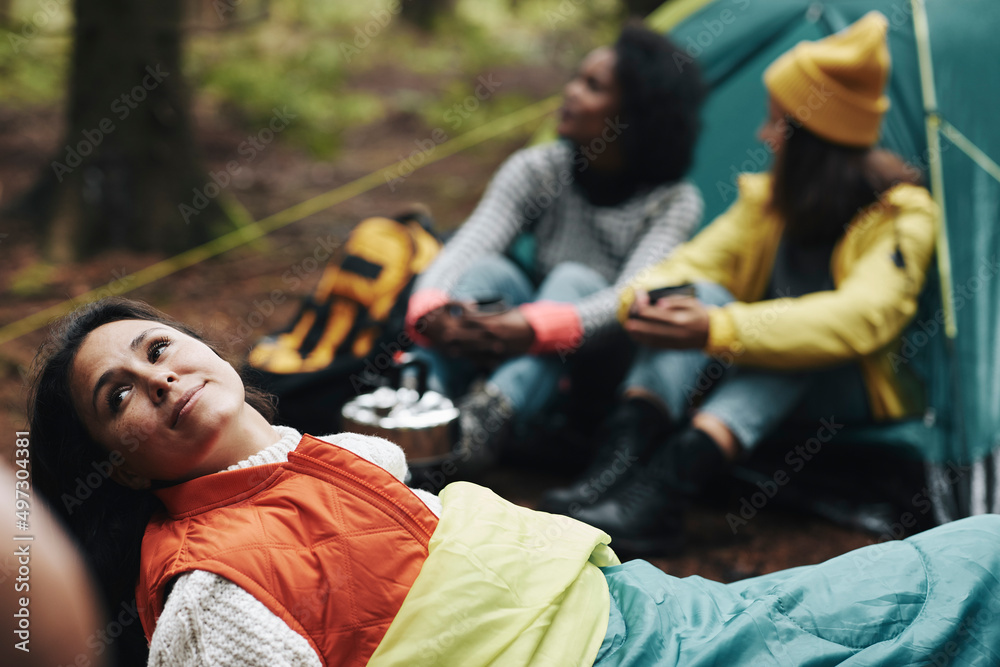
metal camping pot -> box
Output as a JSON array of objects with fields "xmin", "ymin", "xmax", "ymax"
[{"xmin": 340, "ymin": 358, "xmax": 459, "ymax": 464}]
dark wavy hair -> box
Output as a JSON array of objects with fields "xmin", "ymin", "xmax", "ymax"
[
  {"xmin": 771, "ymin": 121, "xmax": 923, "ymax": 246},
  {"xmin": 27, "ymin": 297, "xmax": 276, "ymax": 665},
  {"xmin": 614, "ymin": 22, "xmax": 706, "ymax": 188}
]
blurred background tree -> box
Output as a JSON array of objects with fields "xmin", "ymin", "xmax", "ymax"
[
  {"xmin": 26, "ymin": 0, "xmax": 224, "ymax": 261},
  {"xmin": 400, "ymin": 0, "xmax": 455, "ymax": 31}
]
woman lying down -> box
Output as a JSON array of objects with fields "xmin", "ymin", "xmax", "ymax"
[{"xmin": 29, "ymin": 297, "xmax": 1000, "ymax": 666}]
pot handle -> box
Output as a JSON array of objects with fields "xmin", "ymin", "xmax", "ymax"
[{"xmin": 396, "ymin": 353, "xmax": 430, "ymax": 396}]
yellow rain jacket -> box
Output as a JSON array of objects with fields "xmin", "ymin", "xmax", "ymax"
[{"xmin": 619, "ymin": 173, "xmax": 939, "ymax": 420}]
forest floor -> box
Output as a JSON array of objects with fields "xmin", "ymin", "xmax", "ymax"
[{"xmin": 0, "ymin": 59, "xmax": 884, "ymax": 583}]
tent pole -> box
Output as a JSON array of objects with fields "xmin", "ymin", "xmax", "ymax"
[
  {"xmin": 910, "ymin": 0, "xmax": 957, "ymax": 340},
  {"xmin": 911, "ymin": 0, "xmax": 974, "ymax": 520}
]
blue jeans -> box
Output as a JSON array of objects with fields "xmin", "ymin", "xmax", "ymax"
[
  {"xmin": 623, "ymin": 283, "xmax": 870, "ymax": 450},
  {"xmin": 411, "ymin": 255, "xmax": 614, "ymax": 425}
]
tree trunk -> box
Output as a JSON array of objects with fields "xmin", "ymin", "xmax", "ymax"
[
  {"xmin": 42, "ymin": 0, "xmax": 219, "ymax": 261},
  {"xmin": 400, "ymin": 0, "xmax": 454, "ymax": 31}
]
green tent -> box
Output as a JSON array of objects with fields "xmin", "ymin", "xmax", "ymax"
[{"xmin": 649, "ymin": 0, "xmax": 1000, "ymax": 520}]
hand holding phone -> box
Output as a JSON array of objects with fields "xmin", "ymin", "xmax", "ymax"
[{"xmin": 625, "ymin": 283, "xmax": 710, "ymax": 349}]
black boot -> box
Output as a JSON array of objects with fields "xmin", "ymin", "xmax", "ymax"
[
  {"xmin": 538, "ymin": 398, "xmax": 667, "ymax": 516},
  {"xmin": 570, "ymin": 427, "xmax": 727, "ymax": 557},
  {"xmin": 451, "ymin": 383, "xmax": 515, "ymax": 479}
]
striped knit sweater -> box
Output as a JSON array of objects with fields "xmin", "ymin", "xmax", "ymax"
[{"xmin": 410, "ymin": 141, "xmax": 703, "ymax": 350}]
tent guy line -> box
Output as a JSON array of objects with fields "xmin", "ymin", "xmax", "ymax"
[{"xmin": 0, "ymin": 95, "xmax": 562, "ymax": 348}]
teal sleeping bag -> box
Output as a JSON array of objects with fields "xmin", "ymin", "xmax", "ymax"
[{"xmin": 595, "ymin": 514, "xmax": 1000, "ymax": 665}]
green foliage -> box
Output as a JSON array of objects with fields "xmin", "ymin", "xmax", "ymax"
[
  {"xmin": 7, "ymin": 261, "xmax": 57, "ymax": 296},
  {"xmin": 186, "ymin": 22, "xmax": 385, "ymax": 158},
  {"xmin": 0, "ymin": 0, "xmax": 72, "ymax": 106},
  {"xmin": 0, "ymin": 0, "xmax": 629, "ymax": 157},
  {"xmin": 419, "ymin": 80, "xmax": 536, "ymax": 136},
  {"xmin": 184, "ymin": 0, "xmax": 629, "ymax": 157},
  {"xmin": 456, "ymin": 0, "xmax": 621, "ymax": 58}
]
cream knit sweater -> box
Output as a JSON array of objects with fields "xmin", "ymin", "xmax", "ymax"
[{"xmin": 147, "ymin": 426, "xmax": 442, "ymax": 666}]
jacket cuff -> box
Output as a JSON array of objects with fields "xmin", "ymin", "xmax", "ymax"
[
  {"xmin": 617, "ymin": 286, "xmax": 637, "ymax": 324},
  {"xmin": 519, "ymin": 301, "xmax": 583, "ymax": 355},
  {"xmin": 704, "ymin": 307, "xmax": 745, "ymax": 357},
  {"xmin": 406, "ymin": 289, "xmax": 450, "ymax": 347}
]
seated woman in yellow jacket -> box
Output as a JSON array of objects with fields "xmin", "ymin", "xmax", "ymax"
[{"xmin": 540, "ymin": 12, "xmax": 939, "ymax": 557}]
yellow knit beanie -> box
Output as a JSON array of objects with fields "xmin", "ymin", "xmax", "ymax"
[{"xmin": 764, "ymin": 11, "xmax": 890, "ymax": 147}]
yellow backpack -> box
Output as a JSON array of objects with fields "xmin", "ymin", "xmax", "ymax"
[{"xmin": 248, "ymin": 212, "xmax": 440, "ymax": 432}]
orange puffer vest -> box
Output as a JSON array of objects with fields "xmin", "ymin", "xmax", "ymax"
[{"xmin": 136, "ymin": 434, "xmax": 439, "ymax": 666}]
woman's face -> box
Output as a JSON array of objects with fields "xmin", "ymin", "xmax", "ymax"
[
  {"xmin": 69, "ymin": 319, "xmax": 248, "ymax": 485},
  {"xmin": 557, "ymin": 47, "xmax": 622, "ymax": 147},
  {"xmin": 757, "ymin": 96, "xmax": 791, "ymax": 156}
]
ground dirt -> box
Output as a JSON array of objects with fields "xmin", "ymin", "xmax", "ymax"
[{"xmin": 0, "ymin": 72, "xmax": 881, "ymax": 584}]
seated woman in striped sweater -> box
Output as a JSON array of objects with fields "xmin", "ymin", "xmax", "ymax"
[{"xmin": 404, "ymin": 23, "xmax": 706, "ymax": 485}]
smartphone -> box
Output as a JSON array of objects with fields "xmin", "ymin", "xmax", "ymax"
[
  {"xmin": 472, "ymin": 296, "xmax": 508, "ymax": 314},
  {"xmin": 646, "ymin": 283, "xmax": 696, "ymax": 301},
  {"xmin": 446, "ymin": 296, "xmax": 508, "ymax": 317}
]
